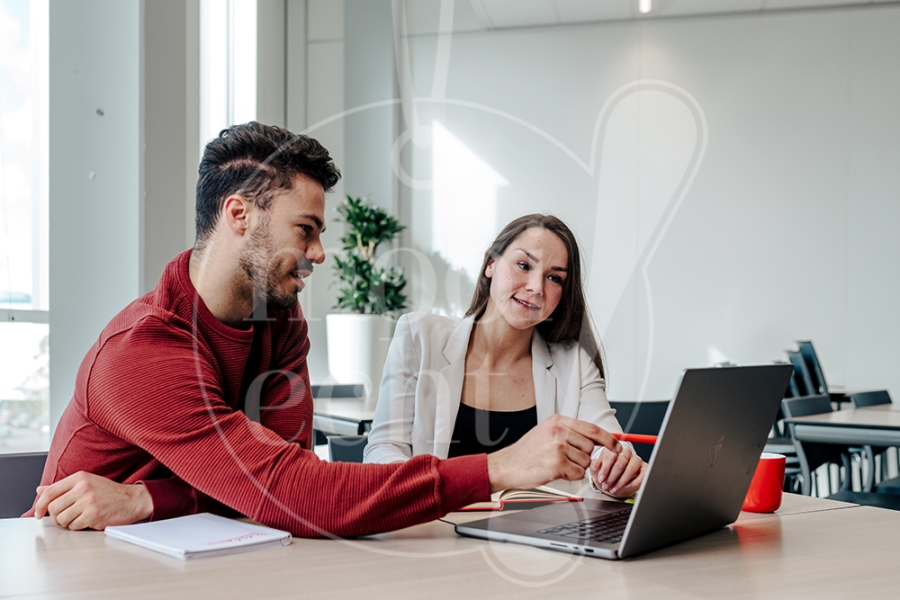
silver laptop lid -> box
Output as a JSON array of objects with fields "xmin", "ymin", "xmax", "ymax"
[{"xmin": 618, "ymin": 364, "xmax": 792, "ymax": 558}]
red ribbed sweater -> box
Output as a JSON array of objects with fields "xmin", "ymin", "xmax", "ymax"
[{"xmin": 32, "ymin": 250, "xmax": 489, "ymax": 537}]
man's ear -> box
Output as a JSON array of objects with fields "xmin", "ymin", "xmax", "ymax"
[{"xmin": 222, "ymin": 195, "xmax": 251, "ymax": 235}]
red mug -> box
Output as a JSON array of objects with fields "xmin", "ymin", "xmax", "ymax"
[{"xmin": 742, "ymin": 453, "xmax": 786, "ymax": 513}]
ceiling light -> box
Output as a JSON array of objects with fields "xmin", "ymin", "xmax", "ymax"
[{"xmin": 639, "ymin": 0, "xmax": 652, "ymax": 14}]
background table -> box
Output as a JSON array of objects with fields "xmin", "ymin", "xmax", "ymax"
[
  {"xmin": 312, "ymin": 396, "xmax": 374, "ymax": 437},
  {"xmin": 787, "ymin": 404, "xmax": 900, "ymax": 446}
]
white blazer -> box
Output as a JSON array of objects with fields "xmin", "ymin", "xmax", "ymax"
[{"xmin": 363, "ymin": 312, "xmax": 626, "ymax": 464}]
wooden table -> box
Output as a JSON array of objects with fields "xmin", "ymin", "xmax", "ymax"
[
  {"xmin": 787, "ymin": 404, "xmax": 900, "ymax": 446},
  {"xmin": 6, "ymin": 492, "xmax": 900, "ymax": 599}
]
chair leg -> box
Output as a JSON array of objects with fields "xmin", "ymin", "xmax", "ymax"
[
  {"xmin": 862, "ymin": 447, "xmax": 876, "ymax": 493},
  {"xmin": 837, "ymin": 456, "xmax": 852, "ymax": 493},
  {"xmin": 799, "ymin": 461, "xmax": 812, "ymax": 496}
]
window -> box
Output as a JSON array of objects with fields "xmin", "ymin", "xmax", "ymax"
[
  {"xmin": 200, "ymin": 0, "xmax": 257, "ymax": 148},
  {"xmin": 0, "ymin": 0, "xmax": 49, "ymax": 452}
]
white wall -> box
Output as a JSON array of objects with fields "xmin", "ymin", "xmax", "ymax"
[
  {"xmin": 298, "ymin": 0, "xmax": 347, "ymax": 382},
  {"xmin": 257, "ymin": 0, "xmax": 287, "ymax": 128},
  {"xmin": 49, "ymin": 0, "xmax": 144, "ymax": 428},
  {"xmin": 845, "ymin": 10, "xmax": 900, "ymax": 398},
  {"xmin": 343, "ymin": 0, "xmax": 397, "ymax": 214},
  {"xmin": 396, "ymin": 4, "xmax": 900, "ymax": 400},
  {"xmin": 144, "ymin": 0, "xmax": 199, "ymax": 294}
]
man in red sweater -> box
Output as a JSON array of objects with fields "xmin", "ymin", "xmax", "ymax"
[{"xmin": 29, "ymin": 123, "xmax": 622, "ymax": 537}]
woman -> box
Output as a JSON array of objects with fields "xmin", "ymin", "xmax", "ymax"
[{"xmin": 364, "ymin": 214, "xmax": 646, "ymax": 497}]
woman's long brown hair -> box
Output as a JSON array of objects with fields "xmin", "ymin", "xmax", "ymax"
[{"xmin": 465, "ymin": 214, "xmax": 606, "ymax": 379}]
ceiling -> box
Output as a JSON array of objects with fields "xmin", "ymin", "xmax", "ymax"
[{"xmin": 402, "ymin": 0, "xmax": 897, "ymax": 34}]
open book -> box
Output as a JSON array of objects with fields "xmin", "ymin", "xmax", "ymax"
[
  {"xmin": 105, "ymin": 513, "xmax": 291, "ymax": 560},
  {"xmin": 460, "ymin": 485, "xmax": 583, "ymax": 511}
]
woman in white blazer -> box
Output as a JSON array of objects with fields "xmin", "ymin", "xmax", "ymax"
[{"xmin": 364, "ymin": 215, "xmax": 646, "ymax": 498}]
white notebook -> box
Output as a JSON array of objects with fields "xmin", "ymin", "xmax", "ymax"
[{"xmin": 105, "ymin": 513, "xmax": 292, "ymax": 560}]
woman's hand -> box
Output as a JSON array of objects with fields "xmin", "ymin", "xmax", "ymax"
[
  {"xmin": 487, "ymin": 414, "xmax": 623, "ymax": 493},
  {"xmin": 589, "ymin": 446, "xmax": 647, "ymax": 498}
]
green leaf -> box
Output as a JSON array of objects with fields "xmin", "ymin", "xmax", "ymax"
[{"xmin": 331, "ymin": 196, "xmax": 408, "ymax": 315}]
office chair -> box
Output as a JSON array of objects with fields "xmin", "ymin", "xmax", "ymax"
[
  {"xmin": 782, "ymin": 396, "xmax": 900, "ymax": 510},
  {"xmin": 782, "ymin": 394, "xmax": 850, "ymax": 496},
  {"xmin": 609, "ymin": 400, "xmax": 669, "ymax": 463},
  {"xmin": 849, "ymin": 390, "xmax": 900, "ymax": 495},
  {"xmin": 0, "ymin": 452, "xmax": 47, "ymax": 518},
  {"xmin": 786, "ymin": 350, "xmax": 816, "ymax": 398},
  {"xmin": 327, "ymin": 434, "xmax": 369, "ymax": 463},
  {"xmin": 796, "ymin": 341, "xmax": 829, "ymax": 396},
  {"xmin": 795, "ymin": 340, "xmax": 856, "ymax": 406},
  {"xmin": 788, "ymin": 344, "xmax": 879, "ymax": 489},
  {"xmin": 784, "ymin": 368, "xmax": 803, "ymax": 398}
]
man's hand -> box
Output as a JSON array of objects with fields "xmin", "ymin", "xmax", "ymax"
[
  {"xmin": 486, "ymin": 414, "xmax": 623, "ymax": 493},
  {"xmin": 33, "ymin": 472, "xmax": 153, "ymax": 530},
  {"xmin": 589, "ymin": 446, "xmax": 647, "ymax": 498}
]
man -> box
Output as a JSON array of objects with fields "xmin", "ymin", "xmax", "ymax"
[{"xmin": 29, "ymin": 122, "xmax": 624, "ymax": 537}]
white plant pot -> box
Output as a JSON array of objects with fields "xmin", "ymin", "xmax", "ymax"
[{"xmin": 326, "ymin": 314, "xmax": 396, "ymax": 407}]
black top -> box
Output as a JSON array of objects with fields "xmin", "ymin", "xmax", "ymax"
[{"xmin": 447, "ymin": 403, "xmax": 538, "ymax": 458}]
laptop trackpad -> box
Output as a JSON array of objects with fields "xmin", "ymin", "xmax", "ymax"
[{"xmin": 502, "ymin": 499, "xmax": 632, "ymax": 527}]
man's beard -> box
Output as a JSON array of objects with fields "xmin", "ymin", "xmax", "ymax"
[{"xmin": 238, "ymin": 219, "xmax": 311, "ymax": 311}]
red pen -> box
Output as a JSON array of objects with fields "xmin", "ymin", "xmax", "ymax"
[{"xmin": 614, "ymin": 433, "xmax": 658, "ymax": 444}]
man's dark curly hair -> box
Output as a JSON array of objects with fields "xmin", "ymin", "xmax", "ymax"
[{"xmin": 194, "ymin": 122, "xmax": 341, "ymax": 246}]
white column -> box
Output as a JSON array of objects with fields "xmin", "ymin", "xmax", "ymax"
[{"xmin": 49, "ymin": 0, "xmax": 143, "ymax": 429}]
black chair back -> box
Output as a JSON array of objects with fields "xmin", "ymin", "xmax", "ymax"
[
  {"xmin": 327, "ymin": 435, "xmax": 368, "ymax": 463},
  {"xmin": 608, "ymin": 400, "xmax": 669, "ymax": 462},
  {"xmin": 781, "ymin": 394, "xmax": 832, "ymax": 420},
  {"xmin": 797, "ymin": 341, "xmax": 829, "ymax": 396},
  {"xmin": 787, "ymin": 351, "xmax": 815, "ymax": 397},
  {"xmin": 771, "ymin": 360, "xmax": 797, "ymax": 433},
  {"xmin": 784, "ymin": 369, "xmax": 803, "ymax": 398},
  {"xmin": 849, "ymin": 390, "xmax": 892, "ymax": 408},
  {"xmin": 0, "ymin": 452, "xmax": 47, "ymax": 518},
  {"xmin": 312, "ymin": 384, "xmax": 365, "ymax": 398}
]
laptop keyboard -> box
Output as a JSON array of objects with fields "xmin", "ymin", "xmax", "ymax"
[{"xmin": 538, "ymin": 509, "xmax": 631, "ymax": 544}]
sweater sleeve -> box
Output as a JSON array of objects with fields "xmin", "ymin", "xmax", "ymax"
[
  {"xmin": 140, "ymin": 476, "xmax": 201, "ymax": 521},
  {"xmin": 88, "ymin": 319, "xmax": 490, "ymax": 537},
  {"xmin": 139, "ymin": 475, "xmax": 259, "ymax": 521}
]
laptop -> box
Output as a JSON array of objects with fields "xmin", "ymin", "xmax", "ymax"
[{"xmin": 455, "ymin": 364, "xmax": 793, "ymax": 559}]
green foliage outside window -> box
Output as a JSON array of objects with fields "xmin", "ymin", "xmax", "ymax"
[{"xmin": 332, "ymin": 196, "xmax": 407, "ymax": 314}]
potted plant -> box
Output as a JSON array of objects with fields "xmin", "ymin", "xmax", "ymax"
[{"xmin": 326, "ymin": 196, "xmax": 407, "ymax": 404}]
